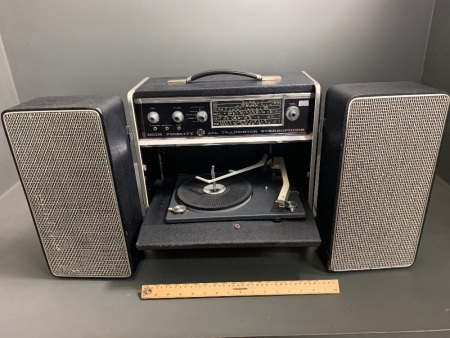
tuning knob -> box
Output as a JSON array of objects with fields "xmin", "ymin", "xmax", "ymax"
[
  {"xmin": 286, "ymin": 106, "xmax": 300, "ymax": 121},
  {"xmin": 196, "ymin": 110, "xmax": 208, "ymax": 123},
  {"xmin": 147, "ymin": 111, "xmax": 160, "ymax": 124},
  {"xmin": 172, "ymin": 111, "xmax": 184, "ymax": 123}
]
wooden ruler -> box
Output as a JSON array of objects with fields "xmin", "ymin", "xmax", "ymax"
[{"xmin": 141, "ymin": 279, "xmax": 339, "ymax": 299}]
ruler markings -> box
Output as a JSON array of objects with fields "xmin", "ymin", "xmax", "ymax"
[{"xmin": 141, "ymin": 280, "xmax": 339, "ymax": 299}]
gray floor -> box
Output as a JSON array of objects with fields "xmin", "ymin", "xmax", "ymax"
[{"xmin": 1, "ymin": 178, "xmax": 450, "ymax": 338}]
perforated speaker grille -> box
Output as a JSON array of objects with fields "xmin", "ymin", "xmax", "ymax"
[
  {"xmin": 3, "ymin": 110, "xmax": 131, "ymax": 277},
  {"xmin": 331, "ymin": 94, "xmax": 449, "ymax": 271}
]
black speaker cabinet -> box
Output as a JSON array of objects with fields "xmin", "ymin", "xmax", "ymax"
[
  {"xmin": 317, "ymin": 82, "xmax": 449, "ymax": 271},
  {"xmin": 2, "ymin": 96, "xmax": 142, "ymax": 277}
]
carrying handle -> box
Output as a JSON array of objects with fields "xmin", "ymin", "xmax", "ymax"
[{"xmin": 167, "ymin": 69, "xmax": 281, "ymax": 84}]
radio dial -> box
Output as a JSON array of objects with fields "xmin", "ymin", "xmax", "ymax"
[
  {"xmin": 196, "ymin": 110, "xmax": 208, "ymax": 123},
  {"xmin": 286, "ymin": 106, "xmax": 300, "ymax": 121},
  {"xmin": 172, "ymin": 111, "xmax": 184, "ymax": 123},
  {"xmin": 147, "ymin": 111, "xmax": 160, "ymax": 124}
]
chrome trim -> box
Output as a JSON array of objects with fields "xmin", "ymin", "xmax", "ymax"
[
  {"xmin": 330, "ymin": 93, "xmax": 450, "ymax": 271},
  {"xmin": 138, "ymin": 134, "xmax": 313, "ymax": 147},
  {"xmin": 127, "ymin": 77, "xmax": 150, "ymax": 215},
  {"xmin": 135, "ymin": 93, "xmax": 314, "ymax": 104},
  {"xmin": 302, "ymin": 71, "xmax": 322, "ymax": 211}
]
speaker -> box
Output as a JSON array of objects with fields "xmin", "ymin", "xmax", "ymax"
[
  {"xmin": 2, "ymin": 96, "xmax": 142, "ymax": 277},
  {"xmin": 316, "ymin": 82, "xmax": 449, "ymax": 271}
]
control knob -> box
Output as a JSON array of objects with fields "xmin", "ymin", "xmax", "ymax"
[
  {"xmin": 196, "ymin": 110, "xmax": 208, "ymax": 123},
  {"xmin": 286, "ymin": 106, "xmax": 300, "ymax": 121},
  {"xmin": 147, "ymin": 111, "xmax": 160, "ymax": 124},
  {"xmin": 172, "ymin": 111, "xmax": 184, "ymax": 123}
]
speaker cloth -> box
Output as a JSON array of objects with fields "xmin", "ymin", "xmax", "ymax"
[
  {"xmin": 331, "ymin": 94, "xmax": 449, "ymax": 271},
  {"xmin": 2, "ymin": 110, "xmax": 131, "ymax": 277}
]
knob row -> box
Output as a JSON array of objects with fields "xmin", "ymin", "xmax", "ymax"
[
  {"xmin": 147, "ymin": 110, "xmax": 208, "ymax": 124},
  {"xmin": 148, "ymin": 108, "xmax": 299, "ymax": 124}
]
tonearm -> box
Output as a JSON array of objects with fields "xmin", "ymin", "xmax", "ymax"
[{"xmin": 194, "ymin": 154, "xmax": 297, "ymax": 212}]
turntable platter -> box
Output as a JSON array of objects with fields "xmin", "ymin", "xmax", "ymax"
[
  {"xmin": 166, "ymin": 173, "xmax": 305, "ymax": 223},
  {"xmin": 177, "ymin": 175, "xmax": 252, "ymax": 211}
]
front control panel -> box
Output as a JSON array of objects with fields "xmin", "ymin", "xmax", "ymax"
[{"xmin": 135, "ymin": 97, "xmax": 314, "ymax": 139}]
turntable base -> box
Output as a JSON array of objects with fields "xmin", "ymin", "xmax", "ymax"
[
  {"xmin": 136, "ymin": 180, "xmax": 321, "ymax": 250},
  {"xmin": 166, "ymin": 174, "xmax": 306, "ymax": 223}
]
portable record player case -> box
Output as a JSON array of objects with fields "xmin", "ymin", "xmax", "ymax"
[{"xmin": 126, "ymin": 70, "xmax": 322, "ymax": 250}]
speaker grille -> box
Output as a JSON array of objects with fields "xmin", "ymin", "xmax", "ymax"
[
  {"xmin": 3, "ymin": 110, "xmax": 131, "ymax": 277},
  {"xmin": 331, "ymin": 94, "xmax": 449, "ymax": 271}
]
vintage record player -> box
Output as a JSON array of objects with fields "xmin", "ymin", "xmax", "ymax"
[{"xmin": 126, "ymin": 70, "xmax": 322, "ymax": 249}]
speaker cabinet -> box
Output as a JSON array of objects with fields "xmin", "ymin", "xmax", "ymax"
[
  {"xmin": 2, "ymin": 96, "xmax": 142, "ymax": 277},
  {"xmin": 317, "ymin": 82, "xmax": 449, "ymax": 271}
]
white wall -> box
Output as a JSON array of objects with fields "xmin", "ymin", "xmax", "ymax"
[
  {"xmin": 0, "ymin": 0, "xmax": 439, "ymax": 193},
  {"xmin": 0, "ymin": 0, "xmax": 434, "ymax": 101},
  {"xmin": 422, "ymin": 0, "xmax": 450, "ymax": 184},
  {"xmin": 0, "ymin": 35, "xmax": 19, "ymax": 197}
]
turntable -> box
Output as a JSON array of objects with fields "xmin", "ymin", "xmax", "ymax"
[
  {"xmin": 166, "ymin": 155, "xmax": 305, "ymax": 223},
  {"xmin": 128, "ymin": 70, "xmax": 322, "ymax": 250}
]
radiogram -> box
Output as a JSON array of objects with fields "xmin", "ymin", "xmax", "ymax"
[
  {"xmin": 3, "ymin": 69, "xmax": 448, "ymax": 277},
  {"xmin": 127, "ymin": 70, "xmax": 323, "ymax": 250}
]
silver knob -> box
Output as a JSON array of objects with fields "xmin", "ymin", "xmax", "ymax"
[
  {"xmin": 172, "ymin": 111, "xmax": 184, "ymax": 123},
  {"xmin": 168, "ymin": 205, "xmax": 187, "ymax": 214},
  {"xmin": 196, "ymin": 110, "xmax": 208, "ymax": 122},
  {"xmin": 286, "ymin": 106, "xmax": 300, "ymax": 121},
  {"xmin": 147, "ymin": 111, "xmax": 160, "ymax": 124},
  {"xmin": 197, "ymin": 128, "xmax": 205, "ymax": 137}
]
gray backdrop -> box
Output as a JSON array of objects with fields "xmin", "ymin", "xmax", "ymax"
[
  {"xmin": 0, "ymin": 0, "xmax": 447, "ymax": 197},
  {"xmin": 0, "ymin": 36, "xmax": 19, "ymax": 197},
  {"xmin": 422, "ymin": 0, "xmax": 450, "ymax": 183}
]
